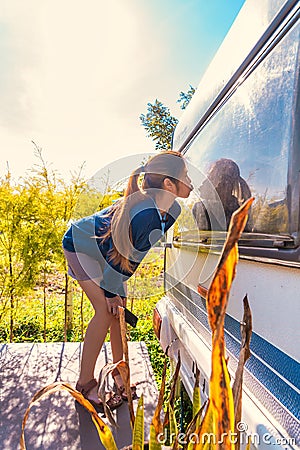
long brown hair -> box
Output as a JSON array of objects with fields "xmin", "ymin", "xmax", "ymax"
[{"xmin": 100, "ymin": 151, "xmax": 185, "ymax": 273}]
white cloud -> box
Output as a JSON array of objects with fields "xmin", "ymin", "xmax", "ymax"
[{"xmin": 0, "ymin": 0, "xmax": 167, "ymax": 181}]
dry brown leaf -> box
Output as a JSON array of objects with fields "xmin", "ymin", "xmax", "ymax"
[
  {"xmin": 199, "ymin": 198, "xmax": 254, "ymax": 449},
  {"xmin": 232, "ymin": 295, "xmax": 252, "ymax": 450},
  {"xmin": 19, "ymin": 381, "xmax": 118, "ymax": 450},
  {"xmin": 149, "ymin": 357, "xmax": 167, "ymax": 448},
  {"xmin": 119, "ymin": 306, "xmax": 135, "ymax": 428},
  {"xmin": 207, "ymin": 198, "xmax": 254, "ymax": 335},
  {"xmin": 97, "ymin": 360, "xmax": 130, "ymax": 428}
]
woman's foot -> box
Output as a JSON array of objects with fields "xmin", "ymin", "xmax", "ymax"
[
  {"xmin": 76, "ymin": 378, "xmax": 123, "ymax": 411},
  {"xmin": 76, "ymin": 378, "xmax": 103, "ymax": 411},
  {"xmin": 111, "ymin": 369, "xmax": 138, "ymax": 401}
]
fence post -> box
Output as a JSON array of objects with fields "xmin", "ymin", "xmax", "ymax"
[{"xmin": 64, "ymin": 274, "xmax": 73, "ymax": 341}]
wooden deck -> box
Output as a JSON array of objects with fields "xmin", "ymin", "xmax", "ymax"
[{"xmin": 0, "ymin": 342, "xmax": 158, "ymax": 449}]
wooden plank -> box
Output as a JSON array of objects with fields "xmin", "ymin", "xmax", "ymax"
[{"xmin": 0, "ymin": 342, "xmax": 158, "ymax": 449}]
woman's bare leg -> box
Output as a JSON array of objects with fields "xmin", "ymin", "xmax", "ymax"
[
  {"xmin": 77, "ymin": 279, "xmax": 112, "ymax": 399},
  {"xmin": 110, "ymin": 287, "xmax": 127, "ymax": 363},
  {"xmin": 110, "ymin": 288, "xmax": 127, "ymax": 392},
  {"xmin": 110, "ymin": 317, "xmax": 124, "ymax": 363}
]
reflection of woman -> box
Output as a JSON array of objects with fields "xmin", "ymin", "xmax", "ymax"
[
  {"xmin": 62, "ymin": 151, "xmax": 193, "ymax": 409},
  {"xmin": 193, "ymin": 158, "xmax": 251, "ymax": 230}
]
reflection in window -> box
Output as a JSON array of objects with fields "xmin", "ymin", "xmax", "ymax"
[
  {"xmin": 192, "ymin": 158, "xmax": 252, "ymax": 232},
  {"xmin": 181, "ymin": 24, "xmax": 299, "ymax": 237}
]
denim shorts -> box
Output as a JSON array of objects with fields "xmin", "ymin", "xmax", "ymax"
[
  {"xmin": 63, "ymin": 249, "xmax": 103, "ymax": 283},
  {"xmin": 63, "ymin": 249, "xmax": 128, "ymax": 296}
]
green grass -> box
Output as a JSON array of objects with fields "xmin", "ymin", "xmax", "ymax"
[
  {"xmin": 0, "ymin": 248, "xmax": 194, "ymax": 430},
  {"xmin": 0, "ymin": 248, "xmax": 168, "ymax": 386}
]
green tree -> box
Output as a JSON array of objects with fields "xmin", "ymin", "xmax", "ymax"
[
  {"xmin": 29, "ymin": 143, "xmax": 87, "ymax": 341},
  {"xmin": 73, "ymin": 168, "xmax": 124, "ymax": 219},
  {"xmin": 139, "ymin": 100, "xmax": 178, "ymax": 150},
  {"xmin": 140, "ymin": 86, "xmax": 195, "ymax": 150},
  {"xmin": 0, "ymin": 171, "xmax": 44, "ymax": 341},
  {"xmin": 0, "ymin": 144, "xmax": 88, "ymax": 342},
  {"xmin": 177, "ymin": 84, "xmax": 196, "ymax": 110}
]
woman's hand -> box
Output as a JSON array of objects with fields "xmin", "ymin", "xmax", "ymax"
[{"xmin": 106, "ymin": 295, "xmax": 126, "ymax": 318}]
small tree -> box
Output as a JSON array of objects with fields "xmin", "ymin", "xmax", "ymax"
[
  {"xmin": 30, "ymin": 143, "xmax": 87, "ymax": 341},
  {"xmin": 140, "ymin": 86, "xmax": 195, "ymax": 150},
  {"xmin": 140, "ymin": 100, "xmax": 178, "ymax": 150},
  {"xmin": 0, "ymin": 171, "xmax": 45, "ymax": 341},
  {"xmin": 177, "ymin": 85, "xmax": 196, "ymax": 110}
]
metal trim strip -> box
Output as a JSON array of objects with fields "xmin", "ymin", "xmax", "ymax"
[{"xmin": 165, "ymin": 273, "xmax": 300, "ymax": 443}]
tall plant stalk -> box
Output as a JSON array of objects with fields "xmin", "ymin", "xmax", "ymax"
[
  {"xmin": 80, "ymin": 289, "xmax": 84, "ymax": 341},
  {"xmin": 64, "ymin": 274, "xmax": 73, "ymax": 341},
  {"xmin": 43, "ymin": 269, "xmax": 47, "ymax": 342},
  {"xmin": 9, "ymin": 253, "xmax": 14, "ymax": 342}
]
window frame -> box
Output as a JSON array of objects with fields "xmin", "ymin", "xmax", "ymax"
[{"xmin": 172, "ymin": 2, "xmax": 300, "ymax": 265}]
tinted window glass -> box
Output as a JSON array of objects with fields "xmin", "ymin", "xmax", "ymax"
[
  {"xmin": 173, "ymin": 0, "xmax": 287, "ymax": 152},
  {"xmin": 180, "ymin": 23, "xmax": 299, "ymax": 238}
]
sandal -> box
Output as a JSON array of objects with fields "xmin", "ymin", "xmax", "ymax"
[
  {"xmin": 76, "ymin": 378, "xmax": 123, "ymax": 411},
  {"xmin": 106, "ymin": 391, "xmax": 123, "ymax": 410},
  {"xmin": 111, "ymin": 368, "xmax": 138, "ymax": 401}
]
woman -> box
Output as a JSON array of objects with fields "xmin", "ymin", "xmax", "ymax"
[
  {"xmin": 192, "ymin": 158, "xmax": 251, "ymax": 231},
  {"xmin": 62, "ymin": 151, "xmax": 193, "ymax": 409}
]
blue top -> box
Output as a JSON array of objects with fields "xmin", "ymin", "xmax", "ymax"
[{"xmin": 62, "ymin": 195, "xmax": 181, "ymax": 298}]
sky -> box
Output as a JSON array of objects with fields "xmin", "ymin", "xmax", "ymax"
[{"xmin": 0, "ymin": 0, "xmax": 246, "ymax": 182}]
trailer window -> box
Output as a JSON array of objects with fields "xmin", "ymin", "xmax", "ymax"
[{"xmin": 180, "ymin": 22, "xmax": 299, "ymax": 240}]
